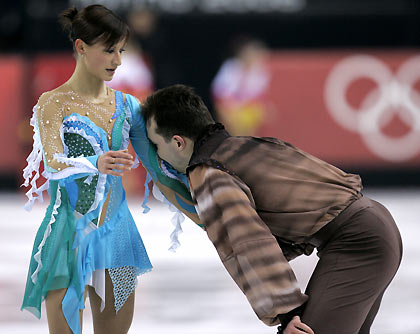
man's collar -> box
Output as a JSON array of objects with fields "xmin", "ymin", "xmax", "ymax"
[{"xmin": 187, "ymin": 123, "xmax": 230, "ymax": 172}]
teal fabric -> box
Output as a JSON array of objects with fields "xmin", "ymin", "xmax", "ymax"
[
  {"xmin": 126, "ymin": 94, "xmax": 196, "ymax": 214},
  {"xmin": 21, "ymin": 181, "xmax": 76, "ymax": 319},
  {"xmin": 22, "ymin": 91, "xmax": 152, "ymax": 334}
]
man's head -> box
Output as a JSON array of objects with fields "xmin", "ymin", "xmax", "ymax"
[{"xmin": 142, "ymin": 84, "xmax": 215, "ymax": 173}]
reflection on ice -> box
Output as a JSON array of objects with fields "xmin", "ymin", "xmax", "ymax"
[{"xmin": 0, "ymin": 188, "xmax": 419, "ymax": 333}]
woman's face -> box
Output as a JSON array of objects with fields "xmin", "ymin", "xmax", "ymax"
[{"xmin": 81, "ymin": 38, "xmax": 126, "ymax": 81}]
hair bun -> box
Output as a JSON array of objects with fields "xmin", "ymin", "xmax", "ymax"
[
  {"xmin": 58, "ymin": 4, "xmax": 129, "ymax": 48},
  {"xmin": 59, "ymin": 7, "xmax": 78, "ymax": 36}
]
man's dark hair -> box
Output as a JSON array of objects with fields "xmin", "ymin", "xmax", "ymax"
[{"xmin": 142, "ymin": 84, "xmax": 215, "ymax": 141}]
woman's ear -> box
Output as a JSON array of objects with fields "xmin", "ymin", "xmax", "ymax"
[
  {"xmin": 173, "ymin": 135, "xmax": 186, "ymax": 150},
  {"xmin": 74, "ymin": 39, "xmax": 86, "ymax": 57}
]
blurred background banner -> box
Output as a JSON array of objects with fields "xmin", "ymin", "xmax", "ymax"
[
  {"xmin": 1, "ymin": 1, "xmax": 420, "ymax": 334},
  {"xmin": 243, "ymin": 50, "xmax": 420, "ymax": 168},
  {"xmin": 2, "ymin": 50, "xmax": 419, "ymax": 190},
  {"xmin": 71, "ymin": 0, "xmax": 413, "ymax": 15},
  {"xmin": 73, "ymin": 0, "xmax": 307, "ymax": 13},
  {"xmin": 1, "ymin": 0, "xmax": 419, "ymax": 189},
  {"xmin": 0, "ymin": 56, "xmax": 25, "ymax": 175}
]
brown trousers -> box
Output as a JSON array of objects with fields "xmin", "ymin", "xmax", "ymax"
[{"xmin": 302, "ymin": 196, "xmax": 403, "ymax": 334}]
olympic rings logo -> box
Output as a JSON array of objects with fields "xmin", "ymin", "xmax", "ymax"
[{"xmin": 324, "ymin": 55, "xmax": 420, "ymax": 162}]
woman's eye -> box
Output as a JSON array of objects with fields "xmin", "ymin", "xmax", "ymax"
[{"xmin": 105, "ymin": 49, "xmax": 125, "ymax": 54}]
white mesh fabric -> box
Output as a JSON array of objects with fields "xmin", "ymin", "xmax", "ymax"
[{"xmin": 108, "ymin": 266, "xmax": 138, "ymax": 312}]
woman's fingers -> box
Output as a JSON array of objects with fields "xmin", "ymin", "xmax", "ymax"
[
  {"xmin": 110, "ymin": 150, "xmax": 134, "ymax": 161},
  {"xmin": 98, "ymin": 149, "xmax": 135, "ymax": 175},
  {"xmin": 112, "ymin": 158, "xmax": 133, "ymax": 167},
  {"xmin": 107, "ymin": 151, "xmax": 134, "ymax": 169}
]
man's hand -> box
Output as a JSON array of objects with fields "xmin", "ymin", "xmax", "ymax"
[
  {"xmin": 98, "ymin": 149, "xmax": 134, "ymax": 177},
  {"xmin": 284, "ymin": 316, "xmax": 314, "ymax": 334}
]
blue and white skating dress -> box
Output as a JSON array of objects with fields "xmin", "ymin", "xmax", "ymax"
[{"xmin": 21, "ymin": 88, "xmax": 154, "ymax": 334}]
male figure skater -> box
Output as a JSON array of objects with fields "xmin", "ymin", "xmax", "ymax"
[{"xmin": 142, "ymin": 84, "xmax": 402, "ymax": 334}]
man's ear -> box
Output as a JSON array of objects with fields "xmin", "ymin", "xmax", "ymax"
[
  {"xmin": 74, "ymin": 39, "xmax": 86, "ymax": 57},
  {"xmin": 173, "ymin": 135, "xmax": 186, "ymax": 150}
]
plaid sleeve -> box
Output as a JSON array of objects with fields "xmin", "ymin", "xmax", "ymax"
[{"xmin": 189, "ymin": 165, "xmax": 308, "ymax": 326}]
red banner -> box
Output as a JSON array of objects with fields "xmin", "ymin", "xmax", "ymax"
[
  {"xmin": 214, "ymin": 50, "xmax": 420, "ymax": 168},
  {"xmin": 0, "ymin": 56, "xmax": 25, "ymax": 173},
  {"xmin": 3, "ymin": 51, "xmax": 420, "ymax": 185}
]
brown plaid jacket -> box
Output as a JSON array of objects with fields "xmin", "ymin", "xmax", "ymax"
[{"xmin": 185, "ymin": 124, "xmax": 362, "ymax": 326}]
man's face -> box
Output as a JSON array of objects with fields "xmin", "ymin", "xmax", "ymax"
[{"xmin": 146, "ymin": 117, "xmax": 187, "ymax": 173}]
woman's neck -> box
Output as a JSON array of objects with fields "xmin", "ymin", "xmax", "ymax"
[{"xmin": 66, "ymin": 61, "xmax": 109, "ymax": 101}]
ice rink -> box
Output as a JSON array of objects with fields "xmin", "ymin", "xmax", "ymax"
[{"xmin": 1, "ymin": 188, "xmax": 419, "ymax": 334}]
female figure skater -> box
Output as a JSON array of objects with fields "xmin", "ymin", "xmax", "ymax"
[{"xmin": 20, "ymin": 4, "xmax": 184, "ymax": 334}]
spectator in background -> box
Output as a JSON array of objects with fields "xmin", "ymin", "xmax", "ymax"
[
  {"xmin": 211, "ymin": 36, "xmax": 271, "ymax": 136},
  {"xmin": 109, "ymin": 36, "xmax": 154, "ymax": 102},
  {"xmin": 127, "ymin": 7, "xmax": 182, "ymax": 88}
]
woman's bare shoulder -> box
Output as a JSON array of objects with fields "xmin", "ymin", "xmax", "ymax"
[{"xmin": 36, "ymin": 84, "xmax": 70, "ymax": 106}]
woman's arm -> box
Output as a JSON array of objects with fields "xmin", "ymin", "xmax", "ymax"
[
  {"xmin": 36, "ymin": 92, "xmax": 133, "ymax": 178},
  {"xmin": 36, "ymin": 92, "xmax": 73, "ymax": 172}
]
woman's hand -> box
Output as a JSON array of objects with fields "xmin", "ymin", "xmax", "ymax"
[
  {"xmin": 97, "ymin": 149, "xmax": 134, "ymax": 176},
  {"xmin": 284, "ymin": 316, "xmax": 314, "ymax": 334}
]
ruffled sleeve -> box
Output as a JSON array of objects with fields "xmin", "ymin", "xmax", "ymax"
[
  {"xmin": 22, "ymin": 93, "xmax": 102, "ymax": 210},
  {"xmin": 37, "ymin": 93, "xmax": 72, "ymax": 172}
]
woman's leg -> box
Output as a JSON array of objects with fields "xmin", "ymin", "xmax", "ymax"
[
  {"xmin": 45, "ymin": 288, "xmax": 85, "ymax": 334},
  {"xmin": 89, "ymin": 270, "xmax": 135, "ymax": 334}
]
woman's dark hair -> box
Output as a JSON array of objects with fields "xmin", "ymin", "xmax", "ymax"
[
  {"xmin": 59, "ymin": 4, "xmax": 129, "ymax": 49},
  {"xmin": 142, "ymin": 84, "xmax": 215, "ymax": 142}
]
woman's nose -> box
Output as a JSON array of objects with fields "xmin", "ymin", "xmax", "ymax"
[{"xmin": 113, "ymin": 52, "xmax": 122, "ymax": 66}]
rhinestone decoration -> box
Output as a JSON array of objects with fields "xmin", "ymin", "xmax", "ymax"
[{"xmin": 37, "ymin": 89, "xmax": 118, "ymax": 171}]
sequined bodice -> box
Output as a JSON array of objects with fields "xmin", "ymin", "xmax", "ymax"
[{"xmin": 37, "ymin": 88, "xmax": 119, "ymax": 171}]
